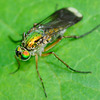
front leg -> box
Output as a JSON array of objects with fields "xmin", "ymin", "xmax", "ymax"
[
  {"xmin": 9, "ymin": 32, "xmax": 25, "ymax": 43},
  {"xmin": 35, "ymin": 54, "xmax": 47, "ymax": 97},
  {"xmin": 8, "ymin": 35, "xmax": 22, "ymax": 43},
  {"xmin": 22, "ymin": 32, "xmax": 26, "ymax": 40},
  {"xmin": 10, "ymin": 55, "xmax": 20, "ymax": 74}
]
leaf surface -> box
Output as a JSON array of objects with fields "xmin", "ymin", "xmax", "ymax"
[{"xmin": 0, "ymin": 0, "xmax": 100, "ymax": 100}]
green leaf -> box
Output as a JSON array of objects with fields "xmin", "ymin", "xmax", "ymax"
[{"xmin": 0, "ymin": 0, "xmax": 100, "ymax": 100}]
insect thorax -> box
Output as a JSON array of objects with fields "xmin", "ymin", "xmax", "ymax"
[
  {"xmin": 21, "ymin": 29, "xmax": 49, "ymax": 55},
  {"xmin": 21, "ymin": 27, "xmax": 66, "ymax": 56}
]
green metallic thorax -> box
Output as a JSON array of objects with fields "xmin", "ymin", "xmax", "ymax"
[
  {"xmin": 21, "ymin": 27, "xmax": 66, "ymax": 55},
  {"xmin": 22, "ymin": 29, "xmax": 51, "ymax": 51}
]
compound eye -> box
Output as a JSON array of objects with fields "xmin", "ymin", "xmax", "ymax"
[
  {"xmin": 15, "ymin": 46, "xmax": 30, "ymax": 61},
  {"xmin": 21, "ymin": 50, "xmax": 30, "ymax": 60},
  {"xmin": 16, "ymin": 46, "xmax": 21, "ymax": 57}
]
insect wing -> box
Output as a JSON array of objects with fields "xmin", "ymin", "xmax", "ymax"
[{"xmin": 36, "ymin": 7, "xmax": 83, "ymax": 29}]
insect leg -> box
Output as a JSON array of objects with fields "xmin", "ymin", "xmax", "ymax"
[
  {"xmin": 44, "ymin": 37, "xmax": 62, "ymax": 52},
  {"xmin": 44, "ymin": 24, "xmax": 100, "ymax": 52},
  {"xmin": 63, "ymin": 24, "xmax": 100, "ymax": 39},
  {"xmin": 8, "ymin": 36, "xmax": 22, "ymax": 43},
  {"xmin": 10, "ymin": 55, "xmax": 20, "ymax": 74},
  {"xmin": 41, "ymin": 52, "xmax": 91, "ymax": 74},
  {"xmin": 9, "ymin": 32, "xmax": 26, "ymax": 43},
  {"xmin": 35, "ymin": 54, "xmax": 47, "ymax": 97},
  {"xmin": 22, "ymin": 32, "xmax": 26, "ymax": 39}
]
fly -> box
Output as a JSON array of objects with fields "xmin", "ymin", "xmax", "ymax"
[{"xmin": 10, "ymin": 7, "xmax": 100, "ymax": 97}]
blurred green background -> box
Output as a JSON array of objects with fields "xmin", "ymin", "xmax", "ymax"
[{"xmin": 0, "ymin": 0, "xmax": 100, "ymax": 100}]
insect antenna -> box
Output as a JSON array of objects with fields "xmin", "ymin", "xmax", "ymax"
[{"xmin": 10, "ymin": 55, "xmax": 20, "ymax": 74}]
